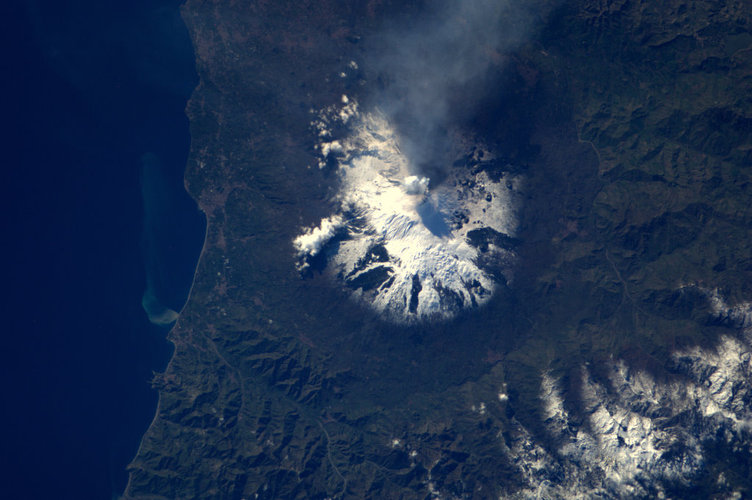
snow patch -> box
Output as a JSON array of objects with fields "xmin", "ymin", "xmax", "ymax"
[{"xmin": 297, "ymin": 98, "xmax": 521, "ymax": 322}]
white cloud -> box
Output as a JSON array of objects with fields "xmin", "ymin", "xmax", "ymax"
[
  {"xmin": 319, "ymin": 140, "xmax": 342, "ymax": 158},
  {"xmin": 293, "ymin": 215, "xmax": 344, "ymax": 269}
]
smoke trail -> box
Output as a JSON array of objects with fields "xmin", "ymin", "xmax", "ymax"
[{"xmin": 364, "ymin": 0, "xmax": 544, "ymax": 179}]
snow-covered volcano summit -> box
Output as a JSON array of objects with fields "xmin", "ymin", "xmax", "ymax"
[{"xmin": 294, "ymin": 97, "xmax": 522, "ymax": 323}]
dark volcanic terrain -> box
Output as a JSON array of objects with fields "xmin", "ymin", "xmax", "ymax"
[{"xmin": 125, "ymin": 1, "xmax": 752, "ymax": 498}]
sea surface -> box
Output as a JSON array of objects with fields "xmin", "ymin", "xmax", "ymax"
[{"xmin": 2, "ymin": 0, "xmax": 203, "ymax": 498}]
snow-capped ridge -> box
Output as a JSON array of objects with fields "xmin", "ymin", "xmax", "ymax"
[{"xmin": 508, "ymin": 292, "xmax": 752, "ymax": 498}]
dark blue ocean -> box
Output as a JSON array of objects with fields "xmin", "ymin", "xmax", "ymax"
[{"xmin": 2, "ymin": 1, "xmax": 203, "ymax": 498}]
